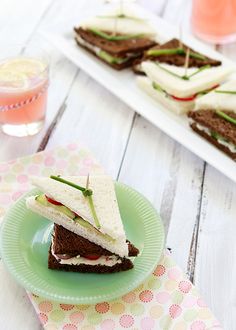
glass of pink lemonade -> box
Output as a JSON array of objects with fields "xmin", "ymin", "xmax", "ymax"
[
  {"xmin": 191, "ymin": 0, "xmax": 236, "ymax": 44},
  {"xmin": 0, "ymin": 46, "xmax": 49, "ymax": 136}
]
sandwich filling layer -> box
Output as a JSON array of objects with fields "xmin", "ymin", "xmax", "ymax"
[
  {"xmin": 141, "ymin": 61, "xmax": 232, "ymax": 98},
  {"xmin": 193, "ymin": 123, "xmax": 236, "ymax": 153},
  {"xmin": 151, "ymin": 81, "xmax": 219, "ymax": 102},
  {"xmin": 51, "ymin": 241, "xmax": 122, "ymax": 267},
  {"xmin": 35, "ymin": 194, "xmax": 115, "ymax": 242},
  {"xmin": 75, "ymin": 35, "xmax": 140, "ymax": 65}
]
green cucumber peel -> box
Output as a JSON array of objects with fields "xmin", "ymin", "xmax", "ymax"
[
  {"xmin": 98, "ymin": 50, "xmax": 128, "ymax": 64},
  {"xmin": 186, "ymin": 64, "xmax": 211, "ymax": 79},
  {"xmin": 147, "ymin": 47, "xmax": 206, "ymax": 60},
  {"xmin": 211, "ymin": 131, "xmax": 220, "ymax": 139},
  {"xmin": 152, "ymin": 81, "xmax": 164, "ymax": 92}
]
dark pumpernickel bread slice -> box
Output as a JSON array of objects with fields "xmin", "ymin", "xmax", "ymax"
[
  {"xmin": 190, "ymin": 122, "xmax": 236, "ymax": 160},
  {"xmin": 53, "ymin": 224, "xmax": 139, "ymax": 257},
  {"xmin": 75, "ymin": 37, "xmax": 139, "ymax": 70},
  {"xmin": 48, "ymin": 248, "xmax": 134, "ymax": 273},
  {"xmin": 188, "ymin": 110, "xmax": 236, "ymax": 145},
  {"xmin": 74, "ymin": 27, "xmax": 157, "ymax": 56},
  {"xmin": 133, "ymin": 38, "xmax": 221, "ymax": 72}
]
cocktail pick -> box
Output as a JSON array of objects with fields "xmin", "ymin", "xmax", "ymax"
[
  {"xmin": 179, "ymin": 25, "xmax": 183, "ymax": 48},
  {"xmin": 184, "ymin": 47, "xmax": 190, "ymax": 78}
]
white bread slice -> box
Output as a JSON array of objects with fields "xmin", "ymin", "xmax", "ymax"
[
  {"xmin": 28, "ymin": 175, "xmax": 126, "ymax": 241},
  {"xmin": 141, "ymin": 61, "xmax": 233, "ymax": 98},
  {"xmin": 137, "ymin": 76, "xmax": 194, "ymax": 115},
  {"xmin": 80, "ymin": 6, "xmax": 156, "ymax": 38},
  {"xmin": 195, "ymin": 80, "xmax": 236, "ymax": 111},
  {"xmin": 26, "ymin": 196, "xmax": 128, "ymax": 257}
]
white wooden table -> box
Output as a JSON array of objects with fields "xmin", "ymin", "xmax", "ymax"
[{"xmin": 1, "ymin": 0, "xmax": 236, "ymax": 329}]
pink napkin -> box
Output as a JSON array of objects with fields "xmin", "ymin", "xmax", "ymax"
[{"xmin": 0, "ymin": 143, "xmax": 222, "ymax": 330}]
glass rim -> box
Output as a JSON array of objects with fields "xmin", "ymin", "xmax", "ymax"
[
  {"xmin": 0, "ymin": 43, "xmax": 50, "ymax": 72},
  {"xmin": 0, "ymin": 44, "xmax": 50, "ymax": 92}
]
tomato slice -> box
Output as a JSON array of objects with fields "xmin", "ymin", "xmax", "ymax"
[
  {"xmin": 210, "ymin": 84, "xmax": 219, "ymax": 90},
  {"xmin": 171, "ymin": 94, "xmax": 196, "ymax": 102},
  {"xmin": 84, "ymin": 254, "xmax": 101, "ymax": 260},
  {"xmin": 45, "ymin": 195, "xmax": 63, "ymax": 205},
  {"xmin": 170, "ymin": 84, "xmax": 220, "ymax": 102}
]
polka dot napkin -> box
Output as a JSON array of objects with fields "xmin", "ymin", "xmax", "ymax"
[{"xmin": 0, "ymin": 143, "xmax": 222, "ymax": 330}]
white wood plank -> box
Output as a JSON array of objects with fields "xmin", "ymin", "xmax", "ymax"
[
  {"xmin": 46, "ymin": 70, "xmax": 134, "ymax": 178},
  {"xmin": 0, "ymin": 1, "xmax": 80, "ymax": 329},
  {"xmin": 192, "ymin": 36, "xmax": 236, "ymax": 330},
  {"xmin": 0, "ymin": 0, "xmax": 52, "ymax": 44},
  {"xmin": 0, "ymin": 1, "xmax": 81, "ymax": 161},
  {"xmin": 118, "ymin": 115, "xmax": 204, "ymax": 272},
  {"xmin": 194, "ymin": 166, "xmax": 236, "ymax": 330},
  {"xmin": 0, "ymin": 265, "xmax": 41, "ymax": 330}
]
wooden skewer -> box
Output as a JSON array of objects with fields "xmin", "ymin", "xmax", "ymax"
[
  {"xmin": 112, "ymin": 0, "xmax": 123, "ymax": 36},
  {"xmin": 179, "ymin": 25, "xmax": 183, "ymax": 48},
  {"xmin": 184, "ymin": 47, "xmax": 190, "ymax": 77},
  {"xmin": 120, "ymin": 0, "xmax": 123, "ymax": 15},
  {"xmin": 112, "ymin": 16, "xmax": 118, "ymax": 36},
  {"xmin": 86, "ymin": 173, "xmax": 90, "ymax": 189}
]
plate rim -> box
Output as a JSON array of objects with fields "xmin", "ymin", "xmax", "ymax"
[{"xmin": 0, "ymin": 182, "xmax": 165, "ymax": 304}]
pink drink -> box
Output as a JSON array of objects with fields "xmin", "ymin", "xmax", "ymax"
[
  {"xmin": 191, "ymin": 0, "xmax": 236, "ymax": 44},
  {"xmin": 0, "ymin": 57, "xmax": 49, "ymax": 136}
]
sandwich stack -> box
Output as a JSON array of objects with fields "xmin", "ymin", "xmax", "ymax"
[
  {"xmin": 188, "ymin": 80, "xmax": 236, "ymax": 160},
  {"xmin": 137, "ymin": 38, "xmax": 232, "ymax": 114},
  {"xmin": 26, "ymin": 175, "xmax": 139, "ymax": 273},
  {"xmin": 74, "ymin": 7, "xmax": 158, "ymax": 70}
]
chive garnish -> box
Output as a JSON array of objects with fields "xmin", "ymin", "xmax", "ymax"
[
  {"xmin": 155, "ymin": 63, "xmax": 184, "ymax": 79},
  {"xmin": 215, "ymin": 90, "xmax": 236, "ymax": 95},
  {"xmin": 155, "ymin": 63, "xmax": 211, "ymax": 80},
  {"xmin": 88, "ymin": 195, "xmax": 100, "ymax": 229},
  {"xmin": 89, "ymin": 28, "xmax": 144, "ymax": 41},
  {"xmin": 216, "ymin": 110, "xmax": 236, "ymax": 126},
  {"xmin": 85, "ymin": 174, "xmax": 101, "ymax": 229},
  {"xmin": 50, "ymin": 175, "xmax": 92, "ymax": 196},
  {"xmin": 50, "ymin": 175, "xmax": 101, "ymax": 229},
  {"xmin": 147, "ymin": 47, "xmax": 206, "ymax": 60},
  {"xmin": 185, "ymin": 64, "xmax": 211, "ymax": 80}
]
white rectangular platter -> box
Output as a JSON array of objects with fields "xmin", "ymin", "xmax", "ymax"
[{"xmin": 41, "ymin": 3, "xmax": 236, "ymax": 183}]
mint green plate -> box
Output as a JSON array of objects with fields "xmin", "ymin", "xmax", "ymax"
[{"xmin": 0, "ymin": 182, "xmax": 164, "ymax": 304}]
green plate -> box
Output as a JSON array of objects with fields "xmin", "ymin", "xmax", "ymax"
[{"xmin": 0, "ymin": 182, "xmax": 165, "ymax": 304}]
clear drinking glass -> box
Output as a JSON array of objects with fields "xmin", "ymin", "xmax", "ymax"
[
  {"xmin": 191, "ymin": 0, "xmax": 236, "ymax": 44},
  {"xmin": 0, "ymin": 45, "xmax": 49, "ymax": 137}
]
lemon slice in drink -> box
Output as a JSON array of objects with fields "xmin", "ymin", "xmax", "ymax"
[
  {"xmin": 1, "ymin": 58, "xmax": 47, "ymax": 79},
  {"xmin": 0, "ymin": 70, "xmax": 28, "ymax": 89}
]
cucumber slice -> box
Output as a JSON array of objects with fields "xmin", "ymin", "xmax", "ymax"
[
  {"xmin": 75, "ymin": 217, "xmax": 92, "ymax": 229},
  {"xmin": 98, "ymin": 50, "xmax": 128, "ymax": 64},
  {"xmin": 35, "ymin": 195, "xmax": 115, "ymax": 242},
  {"xmin": 35, "ymin": 194, "xmax": 75, "ymax": 219},
  {"xmin": 35, "ymin": 194, "xmax": 48, "ymax": 206},
  {"xmin": 75, "ymin": 217, "xmax": 115, "ymax": 242},
  {"xmin": 58, "ymin": 206, "xmax": 75, "ymax": 219}
]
